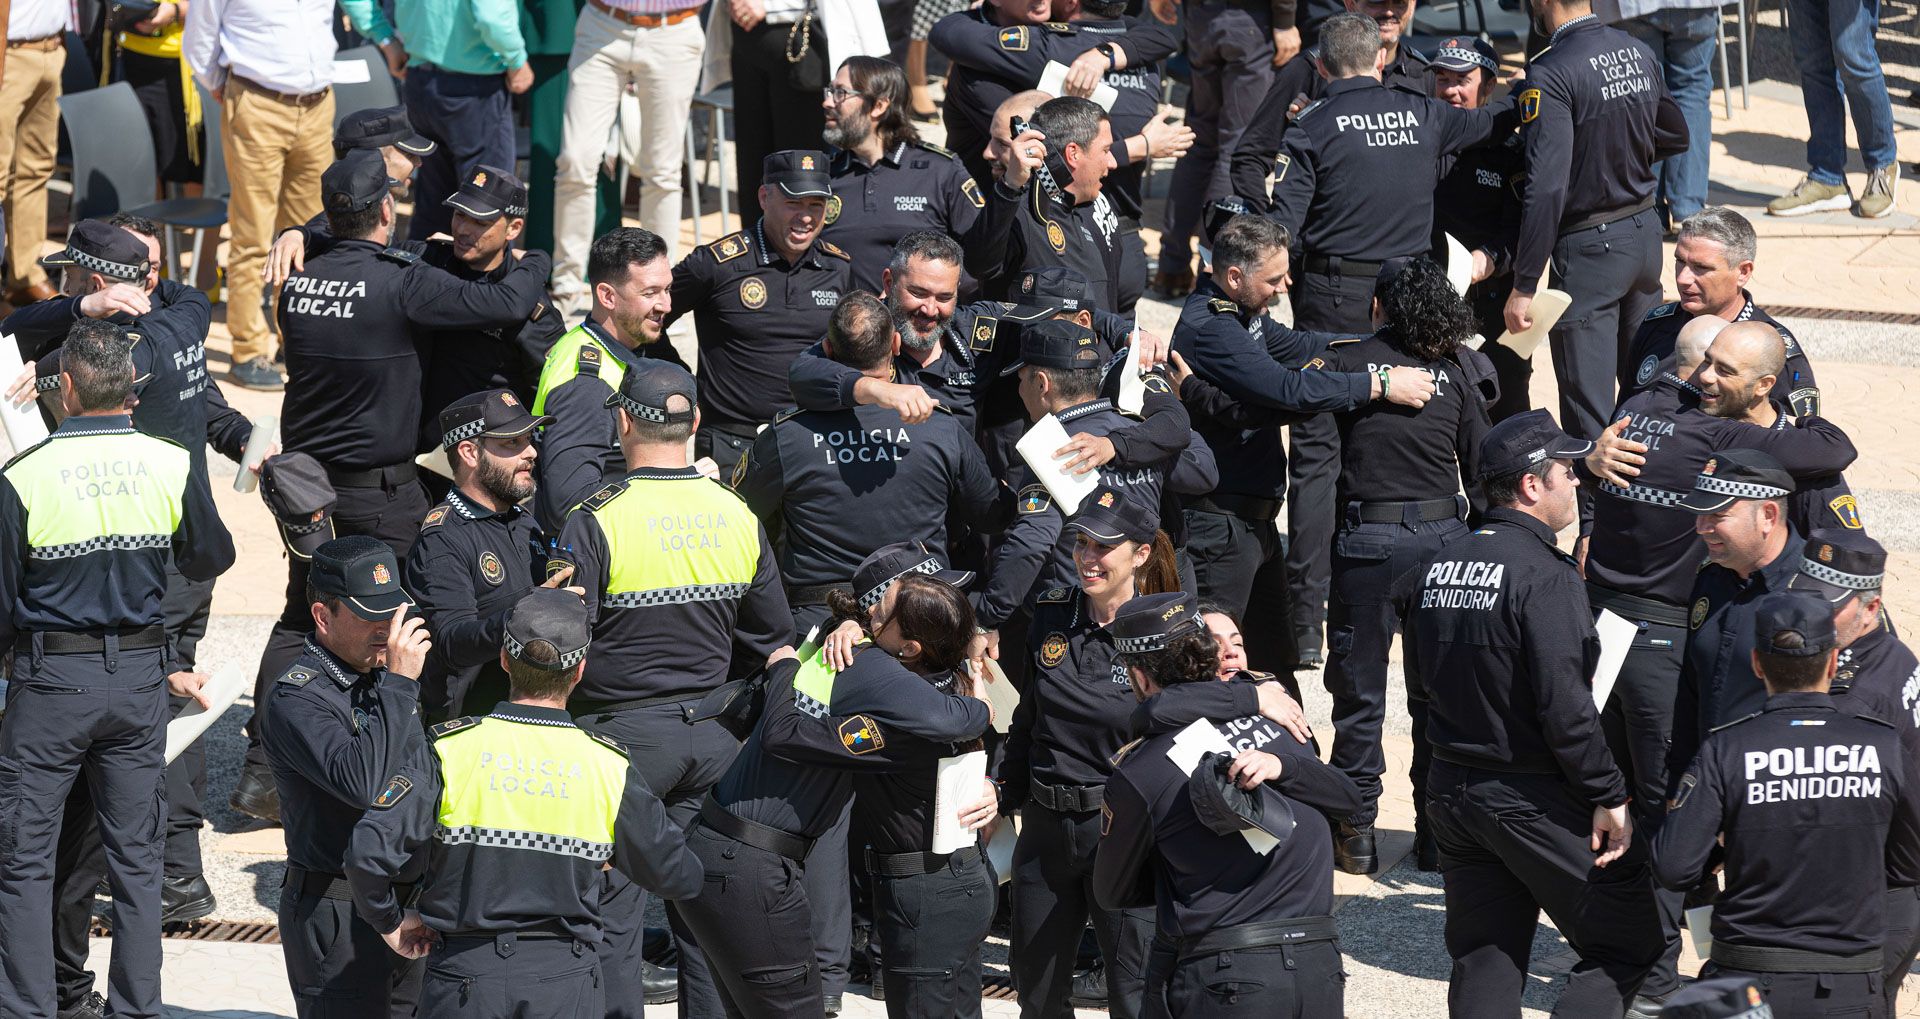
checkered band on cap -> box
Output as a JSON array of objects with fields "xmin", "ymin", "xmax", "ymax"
[
  {"xmin": 1600, "ymin": 481, "xmax": 1688, "ymax": 507},
  {"xmin": 68, "ymin": 246, "xmax": 146, "ymax": 280},
  {"xmin": 1112, "ymin": 614, "xmax": 1203, "ymax": 655},
  {"xmin": 1435, "ymin": 42, "xmax": 1497, "ymax": 72},
  {"xmin": 609, "ymin": 391, "xmax": 674, "ymax": 423},
  {"xmin": 438, "ymin": 824, "xmax": 613, "ymax": 862},
  {"xmin": 859, "ymin": 557, "xmax": 943, "ymax": 609},
  {"xmin": 1694, "ymin": 475, "xmax": 1789, "ymax": 500},
  {"xmin": 442, "ymin": 419, "xmax": 487, "ymax": 450},
  {"xmin": 502, "ymin": 631, "xmax": 588, "ymax": 670},
  {"xmin": 1799, "ymin": 558, "xmax": 1881, "ymax": 590}
]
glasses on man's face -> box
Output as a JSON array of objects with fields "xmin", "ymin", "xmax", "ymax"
[{"xmin": 822, "ymin": 86, "xmax": 864, "ymax": 105}]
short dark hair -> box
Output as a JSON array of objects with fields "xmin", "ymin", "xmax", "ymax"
[
  {"xmin": 304, "ymin": 580, "xmax": 343, "ymax": 615},
  {"xmin": 1380, "ymin": 257, "xmax": 1475, "ymax": 362},
  {"xmin": 887, "ymin": 231, "xmax": 963, "ymax": 278},
  {"xmin": 1212, "ymin": 216, "xmax": 1291, "ymax": 279},
  {"xmin": 1318, "ymin": 12, "xmax": 1384, "ymax": 77},
  {"xmin": 588, "ymin": 228, "xmax": 670, "ymax": 289},
  {"xmin": 827, "ymin": 291, "xmax": 895, "ymax": 371},
  {"xmin": 63, "ymin": 319, "xmax": 134, "ymax": 411},
  {"xmin": 878, "ymin": 574, "xmax": 976, "ymax": 674},
  {"xmin": 506, "ymin": 639, "xmax": 579, "ymax": 701},
  {"xmin": 1034, "ymin": 364, "xmax": 1102, "ymax": 403},
  {"xmin": 327, "ymin": 196, "xmax": 387, "ymax": 241},
  {"xmin": 1030, "ymin": 96, "xmax": 1108, "ymax": 161},
  {"xmin": 1756, "ymin": 638, "xmax": 1830, "ymax": 692},
  {"xmin": 623, "ymin": 394, "xmax": 696, "ymax": 445},
  {"xmin": 1196, "ymin": 601, "xmax": 1239, "ymax": 625},
  {"xmin": 105, "ymin": 212, "xmax": 159, "ymax": 240},
  {"xmin": 1120, "ymin": 629, "xmax": 1221, "ymax": 688},
  {"xmin": 842, "ymin": 56, "xmax": 918, "ymax": 150},
  {"xmin": 1483, "ymin": 462, "xmax": 1550, "ymax": 508}
]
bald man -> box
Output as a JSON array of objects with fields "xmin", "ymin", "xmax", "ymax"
[{"xmin": 983, "ymin": 90, "xmax": 1051, "ymax": 187}]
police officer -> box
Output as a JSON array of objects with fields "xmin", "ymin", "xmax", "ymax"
[
  {"xmin": 262, "ymin": 105, "xmax": 436, "ymax": 287},
  {"xmin": 1404, "ymin": 409, "xmax": 1663, "ymax": 1017},
  {"xmin": 0, "ymin": 321, "xmax": 233, "ymax": 1019},
  {"xmin": 553, "ymin": 358, "xmax": 794, "ymax": 1015},
  {"xmin": 1506, "ymin": 0, "xmax": 1690, "ymax": 444},
  {"xmin": 1171, "ymin": 214, "xmax": 1432, "ymax": 683},
  {"xmin": 1787, "ymin": 532, "xmax": 1920, "ymax": 1012},
  {"xmin": 343, "ymin": 588, "xmax": 706, "ymax": 1019},
  {"xmin": 675, "ymin": 574, "xmax": 993, "ymax": 1017},
  {"xmin": 822, "ymin": 57, "xmax": 984, "ymax": 293},
  {"xmin": 1619, "ymin": 208, "xmax": 1817, "ymax": 416},
  {"xmin": 405, "ymin": 390, "xmax": 565, "ymax": 722},
  {"xmin": 261, "ymin": 535, "xmax": 434, "ymax": 1017},
  {"xmin": 930, "ymin": 0, "xmax": 1052, "ymax": 186},
  {"xmin": 1652, "ymin": 592, "xmax": 1920, "ymax": 1017},
  {"xmin": 1667, "ymin": 449, "xmax": 1804, "ymax": 783},
  {"xmin": 668, "ymin": 150, "xmax": 854, "ymax": 479},
  {"xmin": 1306, "ymin": 258, "xmax": 1490, "ymax": 874},
  {"xmin": 1094, "ymin": 592, "xmax": 1365, "ymax": 1018},
  {"xmin": 530, "ymin": 227, "xmax": 688, "ymax": 532},
  {"xmin": 736, "ymin": 291, "xmax": 1009, "ymax": 633}
]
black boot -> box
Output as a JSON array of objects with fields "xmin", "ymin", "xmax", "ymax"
[
  {"xmin": 160, "ymin": 874, "xmax": 216, "ymax": 924},
  {"xmin": 1069, "ymin": 964, "xmax": 1108, "ymax": 1008},
  {"xmin": 1413, "ymin": 825, "xmax": 1440, "ymax": 872},
  {"xmin": 640, "ymin": 961, "xmax": 678, "ymax": 1005},
  {"xmin": 228, "ymin": 765, "xmax": 280, "ymax": 824},
  {"xmin": 1333, "ymin": 822, "xmax": 1377, "ymax": 875}
]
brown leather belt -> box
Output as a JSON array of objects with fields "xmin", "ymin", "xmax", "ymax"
[
  {"xmin": 589, "ymin": 0, "xmax": 700, "ymax": 27},
  {"xmin": 7, "ymin": 34, "xmax": 64, "ymax": 51},
  {"xmin": 230, "ymin": 74, "xmax": 331, "ymax": 108}
]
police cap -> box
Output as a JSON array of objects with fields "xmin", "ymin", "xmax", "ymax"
[
  {"xmin": 1005, "ymin": 266, "xmax": 1092, "ymax": 322},
  {"xmin": 37, "ymin": 220, "xmax": 151, "ymax": 280},
  {"xmin": 440, "ymin": 389, "xmax": 550, "ymax": 451},
  {"xmin": 605, "ymin": 359, "xmax": 698, "ymax": 424},
  {"xmin": 322, "ymin": 149, "xmax": 400, "ymax": 214},
  {"xmin": 1067, "ymin": 485, "xmax": 1158, "ymax": 545},
  {"xmin": 1677, "ymin": 448, "xmax": 1795, "ymax": 514},
  {"xmin": 259, "ymin": 452, "xmax": 337, "ymax": 561},
  {"xmin": 854, "ymin": 541, "xmax": 974, "ymax": 610},
  {"xmin": 445, "ymin": 164, "xmax": 528, "ymax": 221},
  {"xmin": 333, "ymin": 104, "xmax": 436, "ymax": 156},
  {"xmin": 504, "ymin": 588, "xmax": 591, "ymax": 670},
  {"xmin": 1201, "ymin": 195, "xmax": 1253, "ymax": 249},
  {"xmin": 1789, "ymin": 529, "xmax": 1886, "ymax": 604},
  {"xmin": 1662, "ymin": 976, "xmax": 1773, "ymax": 1019},
  {"xmin": 1108, "ymin": 592, "xmax": 1205, "ymax": 654},
  {"xmin": 309, "ymin": 535, "xmax": 410, "ymax": 620},
  {"xmin": 999, "ymin": 318, "xmax": 1105, "ymax": 377},
  {"xmin": 1477, "ymin": 409, "xmax": 1594, "ymax": 481},
  {"xmin": 1432, "ymin": 36, "xmax": 1500, "ymax": 75},
  {"xmin": 1190, "ymin": 751, "xmax": 1297, "ymax": 843},
  {"xmin": 1753, "ymin": 590, "xmax": 1836, "ymax": 657},
  {"xmin": 763, "ymin": 150, "xmax": 833, "ymax": 197}
]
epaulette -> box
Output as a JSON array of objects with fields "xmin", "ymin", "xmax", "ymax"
[
  {"xmin": 1852, "ymin": 712, "xmax": 1897, "ymax": 729},
  {"xmin": 378, "ymin": 246, "xmax": 420, "ymax": 266},
  {"xmin": 1043, "ymin": 20, "xmax": 1074, "ymax": 32},
  {"xmin": 420, "ymin": 505, "xmax": 450, "ymax": 530},
  {"xmin": 1294, "ymin": 98, "xmax": 1329, "ymax": 122},
  {"xmin": 1207, "ymin": 298, "xmax": 1238, "ymax": 315},
  {"xmin": 1110, "ymin": 737, "xmax": 1145, "ymax": 767},
  {"xmin": 585, "ymin": 730, "xmax": 631, "ymax": 757},
  {"xmin": 1037, "ymin": 586, "xmax": 1072, "ymax": 604},
  {"xmin": 3, "ymin": 436, "xmax": 54, "ymax": 471},
  {"xmin": 1402, "ymin": 45, "xmax": 1429, "ymax": 64},
  {"xmin": 819, "ymin": 240, "xmax": 851, "ymax": 261},
  {"xmin": 1243, "ymin": 669, "xmax": 1277, "ymax": 682},
  {"xmin": 1708, "ymin": 711, "xmax": 1761, "ymax": 733},
  {"xmin": 430, "ymin": 715, "xmax": 480, "ymax": 739},
  {"xmin": 580, "ymin": 479, "xmax": 630, "ymax": 512},
  {"xmin": 771, "ymin": 405, "xmax": 807, "ymax": 425},
  {"xmin": 969, "ymin": 315, "xmax": 999, "ymax": 352},
  {"xmin": 276, "ymin": 665, "xmax": 317, "ymax": 688},
  {"xmin": 709, "ymin": 231, "xmax": 750, "ymax": 263},
  {"xmin": 913, "ymin": 138, "xmax": 955, "ymax": 159},
  {"xmin": 1327, "ymin": 335, "xmax": 1365, "ymax": 347},
  {"xmin": 1645, "ymin": 301, "xmax": 1679, "ymax": 321}
]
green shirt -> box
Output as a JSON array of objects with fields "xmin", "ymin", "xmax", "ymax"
[{"xmin": 341, "ymin": 0, "xmax": 529, "ymax": 75}]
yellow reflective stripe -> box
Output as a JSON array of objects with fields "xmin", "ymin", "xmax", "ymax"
[
  {"xmin": 791, "ymin": 646, "xmax": 848, "ymax": 718},
  {"xmin": 432, "ymin": 718, "xmax": 627, "ymax": 848},
  {"xmin": 3, "ymin": 432, "xmax": 189, "ymax": 551},
  {"xmin": 598, "ymin": 479, "xmax": 761, "ymax": 597},
  {"xmin": 532, "ymin": 325, "xmax": 627, "ymax": 417}
]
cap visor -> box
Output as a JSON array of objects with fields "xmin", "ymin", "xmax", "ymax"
[
  {"xmin": 444, "ymin": 193, "xmax": 505, "ymax": 220},
  {"xmin": 278, "ymin": 518, "xmax": 336, "ymax": 562},
  {"xmin": 1003, "ymin": 303, "xmax": 1060, "ymax": 323},
  {"xmin": 1787, "ymin": 572, "xmax": 1856, "ymax": 604},
  {"xmin": 776, "ymin": 180, "xmax": 833, "ymax": 198},
  {"xmin": 396, "ymin": 134, "xmax": 437, "ymax": 156},
  {"xmin": 1430, "ymin": 59, "xmax": 1476, "ymax": 71},
  {"xmin": 1677, "ymin": 491, "xmax": 1737, "ymax": 514},
  {"xmin": 1546, "ymin": 436, "xmax": 1596, "ymax": 460},
  {"xmin": 483, "ymin": 414, "xmax": 551, "ymax": 439},
  {"xmin": 934, "ymin": 568, "xmax": 976, "ymax": 590},
  {"xmin": 343, "ymin": 587, "xmax": 409, "ymax": 621},
  {"xmin": 1067, "ymin": 518, "xmax": 1130, "ymax": 543},
  {"xmin": 36, "ymin": 251, "xmax": 77, "ymax": 268},
  {"xmin": 999, "ymin": 359, "xmax": 1029, "ymax": 378}
]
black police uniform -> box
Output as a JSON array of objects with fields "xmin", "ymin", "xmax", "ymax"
[
  {"xmin": 666, "ymin": 219, "xmax": 853, "ymax": 477},
  {"xmin": 786, "ymin": 314, "xmax": 993, "ymax": 441},
  {"xmin": 405, "ymin": 487, "xmax": 545, "ymax": 722},
  {"xmin": 1308, "ymin": 332, "xmax": 1487, "ymax": 851},
  {"xmin": 823, "ymin": 140, "xmax": 984, "ymax": 294},
  {"xmin": 677, "ymin": 645, "xmax": 992, "ymax": 1017},
  {"xmin": 1512, "ymin": 14, "xmax": 1690, "ymax": 443},
  {"xmin": 1170, "ymin": 276, "xmax": 1371, "ymax": 677},
  {"xmin": 964, "ymin": 166, "xmax": 1129, "ymax": 314},
  {"xmin": 0, "ymin": 410, "xmax": 233, "ymax": 1019},
  {"xmin": 1620, "ymin": 293, "xmax": 1819, "ymax": 417},
  {"xmin": 930, "ymin": 6, "xmax": 1028, "ymax": 187},
  {"xmin": 1404, "ymin": 500, "xmax": 1663, "ymax": 1016},
  {"xmin": 1434, "ymin": 129, "xmax": 1529, "ymax": 420},
  {"xmin": 1160, "ymin": 0, "xmax": 1280, "ymax": 278},
  {"xmin": 1653, "ymin": 683, "xmax": 1920, "ymax": 1017}
]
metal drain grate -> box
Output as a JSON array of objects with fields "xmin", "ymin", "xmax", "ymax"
[
  {"xmin": 91, "ymin": 919, "xmax": 282, "ymax": 944},
  {"xmin": 1769, "ymin": 306, "xmax": 1920, "ymax": 326}
]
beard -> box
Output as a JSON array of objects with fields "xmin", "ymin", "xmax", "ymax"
[
  {"xmin": 477, "ymin": 453, "xmax": 535, "ymax": 505},
  {"xmin": 889, "ymin": 299, "xmax": 944, "ymax": 354},
  {"xmin": 823, "ymin": 114, "xmax": 871, "ymax": 152}
]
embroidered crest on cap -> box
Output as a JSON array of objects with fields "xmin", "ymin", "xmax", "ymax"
[{"xmin": 373, "ymin": 563, "xmax": 391, "ymax": 585}]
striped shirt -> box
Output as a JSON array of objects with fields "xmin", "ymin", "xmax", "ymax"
[{"xmin": 595, "ymin": 0, "xmax": 710, "ymax": 16}]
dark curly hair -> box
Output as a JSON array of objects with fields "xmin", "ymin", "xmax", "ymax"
[
  {"xmin": 1379, "ymin": 256, "xmax": 1477, "ymax": 364},
  {"xmin": 1119, "ymin": 627, "xmax": 1220, "ymax": 688}
]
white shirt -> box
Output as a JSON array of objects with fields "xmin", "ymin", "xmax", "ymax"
[
  {"xmin": 7, "ymin": 0, "xmax": 73, "ymax": 42},
  {"xmin": 183, "ymin": 0, "xmax": 338, "ymax": 96}
]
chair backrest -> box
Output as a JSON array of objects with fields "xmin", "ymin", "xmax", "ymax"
[
  {"xmin": 197, "ymin": 83, "xmax": 229, "ymax": 200},
  {"xmin": 55, "ymin": 81, "xmax": 160, "ymax": 221},
  {"xmin": 332, "ymin": 45, "xmax": 400, "ymax": 127}
]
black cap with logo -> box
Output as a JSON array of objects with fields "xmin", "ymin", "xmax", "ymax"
[
  {"xmin": 1432, "ymin": 36, "xmax": 1500, "ymax": 74},
  {"xmin": 504, "ymin": 588, "xmax": 591, "ymax": 670},
  {"xmin": 999, "ymin": 318, "xmax": 1106, "ymax": 377},
  {"xmin": 1202, "ymin": 195, "xmax": 1254, "ymax": 248},
  {"xmin": 1752, "ymin": 590, "xmax": 1837, "ymax": 657},
  {"xmin": 605, "ymin": 359, "xmax": 698, "ymax": 424},
  {"xmin": 1477, "ymin": 409, "xmax": 1594, "ymax": 481},
  {"xmin": 309, "ymin": 534, "xmax": 411, "ymax": 621},
  {"xmin": 1108, "ymin": 592, "xmax": 1205, "ymax": 655},
  {"xmin": 853, "ymin": 542, "xmax": 974, "ymax": 610},
  {"xmin": 259, "ymin": 452, "xmax": 338, "ymax": 561},
  {"xmin": 334, "ymin": 104, "xmax": 436, "ymax": 156},
  {"xmin": 1066, "ymin": 485, "xmax": 1159, "ymax": 545},
  {"xmin": 322, "ymin": 148, "xmax": 400, "ymax": 214},
  {"xmin": 763, "ymin": 150, "xmax": 833, "ymax": 197},
  {"xmin": 1189, "ymin": 752, "xmax": 1298, "ymax": 844},
  {"xmin": 1676, "ymin": 448, "xmax": 1795, "ymax": 514},
  {"xmin": 1006, "ymin": 265, "xmax": 1092, "ymax": 321},
  {"xmin": 439, "ymin": 389, "xmax": 550, "ymax": 450},
  {"xmin": 38, "ymin": 220, "xmax": 152, "ymax": 280},
  {"xmin": 1788, "ymin": 529, "xmax": 1886, "ymax": 604},
  {"xmin": 445, "ymin": 164, "xmax": 528, "ymax": 221}
]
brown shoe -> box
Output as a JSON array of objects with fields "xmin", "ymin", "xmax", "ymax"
[
  {"xmin": 5, "ymin": 280, "xmax": 58, "ymax": 305},
  {"xmin": 1150, "ymin": 266, "xmax": 1195, "ymax": 298}
]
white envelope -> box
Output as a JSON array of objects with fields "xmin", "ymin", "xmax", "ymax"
[
  {"xmin": 1590, "ymin": 609, "xmax": 1638, "ymax": 710},
  {"xmin": 1115, "ymin": 332, "xmax": 1147, "ymax": 416},
  {"xmin": 165, "ymin": 669, "xmax": 249, "ymax": 765},
  {"xmin": 1496, "ymin": 288, "xmax": 1573, "ymax": 359},
  {"xmin": 1016, "ymin": 414, "xmax": 1100, "ymax": 515},
  {"xmin": 1445, "ymin": 233, "xmax": 1472, "ymax": 297},
  {"xmin": 1037, "ymin": 60, "xmax": 1118, "ymax": 111},
  {"xmin": 932, "ymin": 751, "xmax": 989, "ymax": 854}
]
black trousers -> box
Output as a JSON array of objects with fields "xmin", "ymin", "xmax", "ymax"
[
  {"xmin": 246, "ymin": 478, "xmax": 430, "ymax": 771},
  {"xmin": 1323, "ymin": 512, "xmax": 1466, "ymax": 827},
  {"xmin": 1426, "ymin": 761, "xmax": 1662, "ymax": 1019},
  {"xmin": 0, "ymin": 644, "xmax": 170, "ymax": 1019},
  {"xmin": 1884, "ymin": 885, "xmax": 1920, "ymax": 1015},
  {"xmin": 1470, "ymin": 277, "xmax": 1532, "ymax": 423},
  {"xmin": 278, "ymin": 876, "xmax": 423, "ymax": 1018},
  {"xmin": 729, "ymin": 19, "xmax": 828, "ymax": 204},
  {"xmin": 420, "ymin": 935, "xmax": 603, "ymax": 1019},
  {"xmin": 696, "ymin": 426, "xmax": 759, "ymax": 489},
  {"xmin": 676, "ymin": 826, "xmax": 825, "ymax": 1018},
  {"xmin": 1141, "ymin": 937, "xmax": 1345, "ymax": 1019},
  {"xmin": 1184, "ymin": 507, "xmax": 1300, "ymax": 683},
  {"xmin": 1700, "ymin": 963, "xmax": 1883, "ymax": 1019},
  {"xmin": 873, "ymin": 851, "xmax": 996, "ymax": 1019},
  {"xmin": 402, "ymin": 66, "xmax": 517, "ymax": 243},
  {"xmin": 1160, "ymin": 1, "xmax": 1275, "ymax": 272},
  {"xmin": 1545, "ymin": 208, "xmax": 1664, "ymax": 442},
  {"xmin": 575, "ymin": 700, "xmax": 741, "ymax": 1019},
  {"xmin": 802, "ymin": 798, "xmax": 854, "ymax": 1001},
  {"xmin": 1010, "ymin": 801, "xmax": 1153, "ymax": 1018}
]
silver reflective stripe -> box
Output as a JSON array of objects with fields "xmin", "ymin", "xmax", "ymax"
[
  {"xmin": 602, "ymin": 583, "xmax": 751, "ymax": 608},
  {"xmin": 437, "ymin": 824, "xmax": 614, "ymax": 862},
  {"xmin": 28, "ymin": 533, "xmax": 170, "ymax": 560},
  {"xmin": 1599, "ymin": 481, "xmax": 1688, "ymax": 507}
]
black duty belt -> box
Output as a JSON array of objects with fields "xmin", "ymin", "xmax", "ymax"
[
  {"xmin": 706, "ymin": 420, "xmax": 761, "ymax": 441},
  {"xmin": 324, "ymin": 462, "xmax": 419, "ymax": 489},
  {"xmin": 1431, "ymin": 748, "xmax": 1559, "ymax": 776},
  {"xmin": 286, "ymin": 866, "xmax": 414, "ymax": 904},
  {"xmin": 20, "ymin": 624, "xmax": 166, "ymax": 655},
  {"xmin": 787, "ymin": 583, "xmax": 852, "ymax": 607},
  {"xmin": 1300, "ymin": 255, "xmax": 1382, "ymax": 278},
  {"xmin": 1351, "ymin": 497, "xmax": 1462, "ymax": 525},
  {"xmin": 571, "ymin": 690, "xmax": 704, "ymax": 719},
  {"xmin": 1585, "ymin": 582, "xmax": 1689, "ymax": 628},
  {"xmin": 1189, "ymin": 493, "xmax": 1282, "ymax": 524},
  {"xmin": 865, "ymin": 844, "xmax": 981, "ymax": 878},
  {"xmin": 697, "ymin": 798, "xmax": 814, "ymax": 861},
  {"xmin": 1559, "ymin": 198, "xmax": 1657, "ymax": 238},
  {"xmin": 1158, "ymin": 915, "xmax": 1339, "ymax": 961},
  {"xmin": 1711, "ymin": 942, "xmax": 1882, "ymax": 974},
  {"xmin": 1030, "ymin": 779, "xmax": 1104, "ymax": 813}
]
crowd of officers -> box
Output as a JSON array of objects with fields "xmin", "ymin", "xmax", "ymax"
[{"xmin": 0, "ymin": 0, "xmax": 1909, "ymax": 1016}]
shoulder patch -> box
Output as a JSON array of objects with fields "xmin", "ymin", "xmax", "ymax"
[
  {"xmin": 1037, "ymin": 586, "xmax": 1072, "ymax": 604},
  {"xmin": 1017, "ymin": 483, "xmax": 1052, "ymax": 515},
  {"xmin": 1689, "ymin": 596, "xmax": 1710, "ymax": 629},
  {"xmin": 379, "ymin": 246, "xmax": 420, "ymax": 265},
  {"xmin": 1828, "ymin": 494, "xmax": 1863, "ymax": 529},
  {"xmin": 710, "ymin": 231, "xmax": 749, "ymax": 263},
  {"xmin": 430, "ymin": 715, "xmax": 480, "ymax": 739},
  {"xmin": 998, "ymin": 25, "xmax": 1029, "ymax": 50},
  {"xmin": 1208, "ymin": 298, "xmax": 1238, "ymax": 315},
  {"xmin": 1646, "ymin": 301, "xmax": 1679, "ymax": 320},
  {"xmin": 1518, "ymin": 87, "xmax": 1542, "ymax": 124},
  {"xmin": 1110, "ymin": 736, "xmax": 1145, "ymax": 768},
  {"xmin": 914, "ymin": 139, "xmax": 955, "ymax": 159},
  {"xmin": 1303, "ymin": 356, "xmax": 1327, "ymax": 371},
  {"xmin": 421, "ymin": 505, "xmax": 450, "ymax": 530},
  {"xmin": 370, "ymin": 774, "xmax": 413, "ymax": 809},
  {"xmin": 276, "ymin": 666, "xmax": 317, "ymax": 688},
  {"xmin": 839, "ymin": 715, "xmax": 885, "ymax": 755},
  {"xmin": 576, "ymin": 343, "xmax": 603, "ymax": 377},
  {"xmin": 1142, "ymin": 373, "xmax": 1171, "ymax": 395},
  {"xmin": 1709, "ymin": 710, "xmax": 1761, "ymax": 734},
  {"xmin": 970, "ymin": 315, "xmax": 998, "ymax": 351},
  {"xmin": 585, "ymin": 731, "xmax": 631, "ymax": 757},
  {"xmin": 961, "ymin": 176, "xmax": 985, "ymax": 209},
  {"xmin": 819, "ymin": 240, "xmax": 851, "ymax": 261},
  {"xmin": 1042, "ymin": 20, "xmax": 1074, "ymax": 32},
  {"xmin": 729, "ymin": 448, "xmax": 752, "ymax": 489},
  {"xmin": 582, "ymin": 480, "xmax": 629, "ymax": 511}
]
